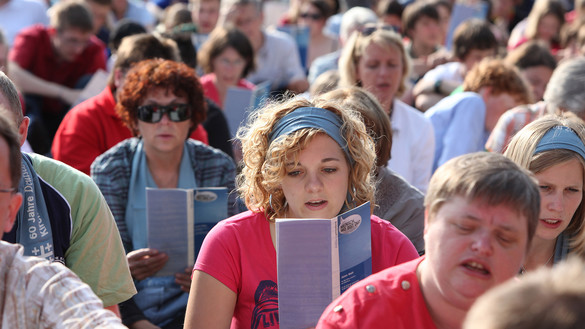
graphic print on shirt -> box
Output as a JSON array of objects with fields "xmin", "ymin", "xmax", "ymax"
[{"xmin": 251, "ymin": 280, "xmax": 279, "ymax": 328}]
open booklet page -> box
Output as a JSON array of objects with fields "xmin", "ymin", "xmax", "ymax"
[
  {"xmin": 276, "ymin": 202, "xmax": 371, "ymax": 328},
  {"xmin": 223, "ymin": 80, "xmax": 271, "ymax": 138},
  {"xmin": 146, "ymin": 187, "xmax": 228, "ymax": 277}
]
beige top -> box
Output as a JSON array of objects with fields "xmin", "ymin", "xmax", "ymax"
[{"xmin": 0, "ymin": 241, "xmax": 126, "ymax": 328}]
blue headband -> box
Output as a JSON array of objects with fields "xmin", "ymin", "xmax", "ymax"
[
  {"xmin": 534, "ymin": 126, "xmax": 585, "ymax": 160},
  {"xmin": 268, "ymin": 107, "xmax": 352, "ymax": 162}
]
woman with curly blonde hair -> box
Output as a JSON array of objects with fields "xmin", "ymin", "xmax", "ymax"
[{"xmin": 184, "ymin": 97, "xmax": 418, "ymax": 328}]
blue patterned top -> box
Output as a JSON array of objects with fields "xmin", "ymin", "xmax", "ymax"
[{"xmin": 91, "ymin": 137, "xmax": 237, "ymax": 253}]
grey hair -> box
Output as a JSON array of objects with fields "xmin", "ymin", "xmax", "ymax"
[
  {"xmin": 339, "ymin": 6, "xmax": 378, "ymax": 43},
  {"xmin": 544, "ymin": 57, "xmax": 585, "ymax": 114},
  {"xmin": 0, "ymin": 72, "xmax": 22, "ymax": 124}
]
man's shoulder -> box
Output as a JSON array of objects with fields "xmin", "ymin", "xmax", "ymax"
[
  {"xmin": 15, "ymin": 24, "xmax": 47, "ymax": 39},
  {"xmin": 27, "ymin": 153, "xmax": 100, "ymax": 195},
  {"xmin": 318, "ymin": 258, "xmax": 427, "ymax": 328},
  {"xmin": 0, "ymin": 240, "xmax": 64, "ymax": 282},
  {"xmin": 67, "ymin": 88, "xmax": 115, "ymax": 119},
  {"xmin": 263, "ymin": 29, "xmax": 297, "ymax": 47},
  {"xmin": 426, "ymin": 92, "xmax": 483, "ymax": 117}
]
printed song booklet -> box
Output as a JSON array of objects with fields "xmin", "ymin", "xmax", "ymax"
[
  {"xmin": 223, "ymin": 80, "xmax": 271, "ymax": 138},
  {"xmin": 276, "ymin": 202, "xmax": 372, "ymax": 329},
  {"xmin": 146, "ymin": 187, "xmax": 228, "ymax": 277}
]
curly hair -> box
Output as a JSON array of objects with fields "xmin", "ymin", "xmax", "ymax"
[
  {"xmin": 463, "ymin": 58, "xmax": 533, "ymax": 104},
  {"xmin": 116, "ymin": 59, "xmax": 206, "ymax": 136},
  {"xmin": 236, "ymin": 96, "xmax": 376, "ymax": 221}
]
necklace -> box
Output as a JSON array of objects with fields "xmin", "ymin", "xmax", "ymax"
[{"xmin": 520, "ymin": 253, "xmax": 554, "ymax": 275}]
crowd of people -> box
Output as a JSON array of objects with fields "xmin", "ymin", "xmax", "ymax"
[{"xmin": 2, "ymin": 0, "xmax": 585, "ymax": 327}]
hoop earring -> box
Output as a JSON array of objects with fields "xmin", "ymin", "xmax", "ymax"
[
  {"xmin": 269, "ymin": 194, "xmax": 288, "ymax": 212},
  {"xmin": 344, "ymin": 186, "xmax": 357, "ymax": 210}
]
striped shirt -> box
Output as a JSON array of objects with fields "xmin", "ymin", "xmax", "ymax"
[
  {"xmin": 0, "ymin": 241, "xmax": 125, "ymax": 328},
  {"xmin": 485, "ymin": 101, "xmax": 547, "ymax": 153},
  {"xmin": 90, "ymin": 137, "xmax": 237, "ymax": 252}
]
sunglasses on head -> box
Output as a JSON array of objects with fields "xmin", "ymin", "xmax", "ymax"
[
  {"xmin": 359, "ymin": 25, "xmax": 399, "ymax": 36},
  {"xmin": 137, "ymin": 104, "xmax": 191, "ymax": 123},
  {"xmin": 300, "ymin": 12, "xmax": 323, "ymax": 20}
]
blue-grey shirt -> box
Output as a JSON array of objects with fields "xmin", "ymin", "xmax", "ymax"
[{"xmin": 425, "ymin": 92, "xmax": 490, "ymax": 172}]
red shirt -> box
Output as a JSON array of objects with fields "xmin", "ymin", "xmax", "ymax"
[
  {"xmin": 200, "ymin": 73, "xmax": 255, "ymax": 108},
  {"xmin": 9, "ymin": 25, "xmax": 107, "ymax": 114},
  {"xmin": 195, "ymin": 211, "xmax": 419, "ymax": 329},
  {"xmin": 52, "ymin": 87, "xmax": 208, "ymax": 175},
  {"xmin": 316, "ymin": 257, "xmax": 437, "ymax": 329}
]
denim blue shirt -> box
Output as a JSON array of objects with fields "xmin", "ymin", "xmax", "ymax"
[{"xmin": 425, "ymin": 92, "xmax": 490, "ymax": 172}]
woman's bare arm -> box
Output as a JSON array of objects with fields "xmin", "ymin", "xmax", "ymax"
[{"xmin": 184, "ymin": 270, "xmax": 237, "ymax": 329}]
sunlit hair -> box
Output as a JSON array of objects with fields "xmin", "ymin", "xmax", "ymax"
[
  {"xmin": 49, "ymin": 0, "xmax": 93, "ymax": 32},
  {"xmin": 309, "ymin": 69, "xmax": 339, "ymax": 96},
  {"xmin": 338, "ymin": 27, "xmax": 411, "ymax": 99},
  {"xmin": 236, "ymin": 97, "xmax": 376, "ymax": 221},
  {"xmin": 524, "ymin": 0, "xmax": 565, "ymax": 43},
  {"xmin": 504, "ymin": 114, "xmax": 585, "ymax": 257},
  {"xmin": 0, "ymin": 108, "xmax": 21, "ymax": 189},
  {"xmin": 320, "ymin": 86, "xmax": 392, "ymax": 168},
  {"xmin": 505, "ymin": 40, "xmax": 557, "ymax": 71},
  {"xmin": 108, "ymin": 33, "xmax": 180, "ymax": 90},
  {"xmin": 464, "ymin": 256, "xmax": 585, "ymax": 329},
  {"xmin": 401, "ymin": 1, "xmax": 439, "ymax": 39},
  {"xmin": 453, "ymin": 18, "xmax": 497, "ymax": 60},
  {"xmin": 426, "ymin": 152, "xmax": 540, "ymax": 249},
  {"xmin": 543, "ymin": 56, "xmax": 585, "ymax": 114},
  {"xmin": 462, "ymin": 58, "xmax": 533, "ymax": 104},
  {"xmin": 116, "ymin": 59, "xmax": 206, "ymax": 136},
  {"xmin": 197, "ymin": 25, "xmax": 255, "ymax": 77},
  {"xmin": 0, "ymin": 72, "xmax": 23, "ymax": 124}
]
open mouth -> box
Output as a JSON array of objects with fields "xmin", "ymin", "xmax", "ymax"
[
  {"xmin": 463, "ymin": 261, "xmax": 490, "ymax": 276},
  {"xmin": 541, "ymin": 219, "xmax": 562, "ymax": 228},
  {"xmin": 306, "ymin": 200, "xmax": 326, "ymax": 206}
]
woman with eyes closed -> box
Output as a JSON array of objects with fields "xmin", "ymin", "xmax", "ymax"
[
  {"xmin": 91, "ymin": 59, "xmax": 237, "ymax": 328},
  {"xmin": 504, "ymin": 114, "xmax": 585, "ymax": 273},
  {"xmin": 183, "ymin": 97, "xmax": 418, "ymax": 328},
  {"xmin": 338, "ymin": 25, "xmax": 435, "ymax": 193}
]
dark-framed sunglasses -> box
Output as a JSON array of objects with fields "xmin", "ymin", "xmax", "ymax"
[
  {"xmin": 137, "ymin": 104, "xmax": 191, "ymax": 123},
  {"xmin": 299, "ymin": 12, "xmax": 323, "ymax": 20},
  {"xmin": 359, "ymin": 25, "xmax": 400, "ymax": 36}
]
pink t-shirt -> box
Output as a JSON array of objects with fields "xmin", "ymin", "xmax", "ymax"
[
  {"xmin": 194, "ymin": 210, "xmax": 419, "ymax": 329},
  {"xmin": 200, "ymin": 73, "xmax": 255, "ymax": 108},
  {"xmin": 316, "ymin": 257, "xmax": 437, "ymax": 329}
]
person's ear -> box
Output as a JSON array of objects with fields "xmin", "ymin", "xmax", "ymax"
[
  {"xmin": 18, "ymin": 117, "xmax": 29, "ymax": 147},
  {"xmin": 4, "ymin": 192, "xmax": 22, "ymax": 233},
  {"xmin": 478, "ymin": 86, "xmax": 492, "ymax": 98},
  {"xmin": 113, "ymin": 68, "xmax": 125, "ymax": 90}
]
